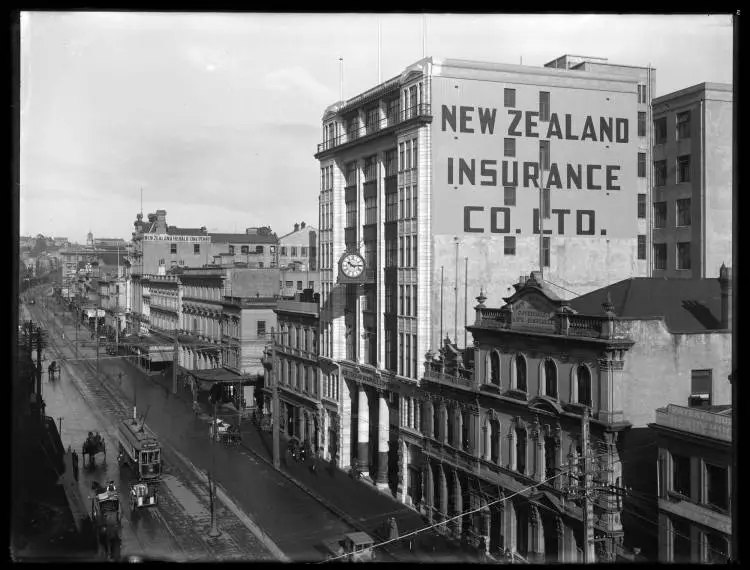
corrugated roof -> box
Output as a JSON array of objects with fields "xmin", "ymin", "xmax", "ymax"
[
  {"xmin": 568, "ymin": 278, "xmax": 726, "ymax": 333},
  {"xmin": 209, "ymin": 233, "xmax": 278, "ymax": 244}
]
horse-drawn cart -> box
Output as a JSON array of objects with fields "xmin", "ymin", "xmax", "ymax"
[
  {"xmin": 82, "ymin": 431, "xmax": 106, "ymax": 467},
  {"xmin": 129, "ymin": 482, "xmax": 157, "ymax": 509},
  {"xmin": 209, "ymin": 418, "xmax": 241, "ymax": 446},
  {"xmin": 90, "ymin": 481, "xmax": 121, "ymax": 560}
]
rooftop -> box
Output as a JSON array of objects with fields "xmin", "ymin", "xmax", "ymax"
[
  {"xmin": 209, "ymin": 232, "xmax": 278, "ymax": 245},
  {"xmin": 653, "ymin": 403, "xmax": 732, "ymax": 443},
  {"xmin": 568, "ymin": 277, "xmax": 727, "ymax": 333},
  {"xmin": 654, "ymin": 81, "xmax": 733, "ymax": 105}
]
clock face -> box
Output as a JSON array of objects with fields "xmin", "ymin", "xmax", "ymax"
[{"xmin": 341, "ymin": 253, "xmax": 365, "ymax": 278}]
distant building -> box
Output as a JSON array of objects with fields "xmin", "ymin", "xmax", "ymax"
[
  {"xmin": 260, "ymin": 289, "xmax": 322, "ymax": 448},
  {"xmin": 208, "ymin": 227, "xmax": 278, "ymax": 269},
  {"xmin": 279, "ymin": 268, "xmax": 320, "ymax": 298},
  {"xmin": 650, "ymin": 403, "xmax": 731, "ymax": 563},
  {"xmin": 94, "ymin": 237, "xmax": 128, "ymax": 247},
  {"xmin": 277, "ymin": 221, "xmax": 317, "ymax": 270},
  {"xmin": 652, "ymin": 83, "xmax": 732, "ymax": 278}
]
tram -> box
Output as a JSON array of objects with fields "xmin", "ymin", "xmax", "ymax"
[{"xmin": 117, "ymin": 415, "xmax": 162, "ymax": 481}]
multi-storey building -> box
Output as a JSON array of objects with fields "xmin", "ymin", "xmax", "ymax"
[
  {"xmin": 397, "ymin": 268, "xmax": 731, "ymax": 561},
  {"xmin": 650, "ymin": 403, "xmax": 731, "ymax": 563},
  {"xmin": 651, "ymin": 83, "xmax": 733, "ymax": 278},
  {"xmin": 260, "ymin": 289, "xmax": 323, "ymax": 450},
  {"xmin": 279, "ymin": 268, "xmax": 320, "ymax": 298},
  {"xmin": 277, "ymin": 221, "xmax": 318, "ymax": 270},
  {"xmin": 311, "ymin": 55, "xmax": 655, "ymax": 502},
  {"xmin": 208, "ymin": 227, "xmax": 278, "ymax": 269}
]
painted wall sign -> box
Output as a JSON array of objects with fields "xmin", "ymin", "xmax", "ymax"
[{"xmin": 431, "ymin": 77, "xmax": 638, "ymax": 238}]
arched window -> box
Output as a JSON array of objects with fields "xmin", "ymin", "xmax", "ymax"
[
  {"xmin": 544, "ymin": 434, "xmax": 557, "ymax": 480},
  {"xmin": 433, "ymin": 404, "xmax": 440, "ymax": 441},
  {"xmin": 577, "ymin": 365, "xmax": 592, "ymax": 407},
  {"xmin": 545, "ymin": 359, "xmax": 558, "ymax": 399},
  {"xmin": 515, "ymin": 426, "xmax": 527, "ymax": 475},
  {"xmin": 515, "ymin": 355, "xmax": 527, "ymax": 392},
  {"xmin": 490, "ymin": 419, "xmax": 500, "ymax": 464},
  {"xmin": 447, "ymin": 407, "xmax": 455, "ymax": 447},
  {"xmin": 490, "ymin": 351, "xmax": 501, "ymax": 386},
  {"xmin": 461, "ymin": 408, "xmax": 470, "ymax": 451}
]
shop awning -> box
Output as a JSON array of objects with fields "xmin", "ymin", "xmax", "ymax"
[{"xmin": 186, "ymin": 367, "xmax": 257, "ymax": 390}]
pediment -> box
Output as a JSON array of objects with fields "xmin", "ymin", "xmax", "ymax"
[{"xmin": 528, "ymin": 396, "xmax": 564, "ymax": 416}]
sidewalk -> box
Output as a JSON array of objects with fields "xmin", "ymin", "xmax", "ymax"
[{"xmin": 142, "ymin": 369, "xmax": 484, "ymax": 564}]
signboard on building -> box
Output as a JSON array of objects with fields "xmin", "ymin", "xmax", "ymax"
[{"xmin": 430, "ymin": 72, "xmax": 638, "ymax": 238}]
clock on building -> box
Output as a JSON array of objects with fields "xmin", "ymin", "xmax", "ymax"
[{"xmin": 338, "ymin": 251, "xmax": 366, "ymax": 282}]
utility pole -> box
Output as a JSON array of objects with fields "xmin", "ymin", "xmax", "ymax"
[
  {"xmin": 58, "ymin": 416, "xmax": 63, "ymax": 437},
  {"xmin": 95, "ymin": 306, "xmax": 100, "ymax": 374},
  {"xmin": 271, "ymin": 327, "xmax": 280, "ymax": 470},
  {"xmin": 582, "ymin": 408, "xmax": 595, "ymax": 563},
  {"xmin": 453, "ymin": 237, "xmax": 459, "ymax": 344},
  {"xmin": 208, "ymin": 397, "xmax": 220, "ymax": 537}
]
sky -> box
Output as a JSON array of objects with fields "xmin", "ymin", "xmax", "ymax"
[{"xmin": 19, "ymin": 12, "xmax": 734, "ymax": 244}]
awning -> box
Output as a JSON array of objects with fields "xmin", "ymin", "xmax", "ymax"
[
  {"xmin": 148, "ymin": 349, "xmax": 174, "ymax": 363},
  {"xmin": 186, "ymin": 367, "xmax": 257, "ymax": 390}
]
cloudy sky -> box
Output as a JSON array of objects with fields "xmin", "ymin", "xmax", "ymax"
[{"xmin": 19, "ymin": 12, "xmax": 733, "ymax": 243}]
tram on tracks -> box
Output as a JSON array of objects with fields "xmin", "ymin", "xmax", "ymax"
[{"xmin": 117, "ymin": 412, "xmax": 162, "ymax": 482}]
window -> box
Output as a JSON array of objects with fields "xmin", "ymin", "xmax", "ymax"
[
  {"xmin": 689, "ymin": 369, "xmax": 712, "ymax": 407},
  {"xmin": 654, "ymin": 117, "xmax": 667, "ymax": 144},
  {"xmin": 290, "ymin": 246, "xmax": 298, "ymax": 257},
  {"xmin": 504, "ymin": 138, "xmax": 516, "ymax": 158},
  {"xmin": 399, "ymin": 143, "xmax": 405, "ymax": 172},
  {"xmin": 676, "ymin": 198, "xmax": 692, "ymax": 227},
  {"xmin": 345, "ymin": 161, "xmax": 357, "ymax": 186},
  {"xmin": 405, "ymin": 140, "xmax": 412, "ymax": 171},
  {"xmin": 345, "ymin": 200, "xmax": 357, "ymax": 228},
  {"xmin": 671, "ymin": 453, "xmax": 691, "ymax": 497},
  {"xmin": 504, "ymin": 186, "xmax": 516, "ymax": 206},
  {"xmin": 676, "ymin": 242, "xmax": 691, "ymax": 270},
  {"xmin": 405, "ymin": 236, "xmax": 411, "ymax": 267},
  {"xmin": 705, "ymin": 532, "xmax": 729, "ymax": 564},
  {"xmin": 412, "ymin": 139, "xmax": 418, "ymax": 170},
  {"xmin": 637, "ymin": 111, "xmax": 647, "ymax": 137},
  {"xmin": 676, "ymin": 111, "xmax": 690, "ymax": 140},
  {"xmin": 654, "ymin": 160, "xmax": 667, "ymax": 187},
  {"xmin": 280, "ymin": 246, "xmax": 287, "ymax": 256},
  {"xmin": 637, "ymin": 194, "xmax": 646, "ymax": 219},
  {"xmin": 577, "ymin": 365, "xmax": 592, "ymax": 406},
  {"xmin": 545, "ymin": 435, "xmax": 557, "ymax": 480},
  {"xmin": 285, "ymin": 280, "xmax": 293, "ymax": 288},
  {"xmin": 194, "ymin": 244, "xmax": 200, "ymax": 254},
  {"xmin": 539, "ymin": 140, "xmax": 550, "ymax": 170},
  {"xmin": 229, "ymin": 245, "xmax": 235, "ymax": 255},
  {"xmin": 170, "ymin": 243, "xmax": 177, "ymax": 254},
  {"xmin": 653, "ymin": 202, "xmax": 667, "ymax": 228},
  {"xmin": 638, "ymin": 83, "xmax": 647, "ymax": 104},
  {"xmin": 653, "ymin": 243, "xmax": 667, "ymax": 270},
  {"xmin": 257, "ymin": 320, "xmax": 266, "ymax": 338},
  {"xmin": 504, "ymin": 88, "xmax": 516, "ymax": 108},
  {"xmin": 412, "ymin": 185, "xmax": 418, "ymax": 218},
  {"xmin": 539, "ymin": 91, "xmax": 550, "ymax": 121},
  {"xmin": 516, "ymin": 427, "xmax": 527, "ymax": 474},
  {"xmin": 544, "ymin": 360, "xmax": 557, "ymax": 398},
  {"xmin": 404, "ymin": 187, "xmax": 411, "ymax": 219},
  {"xmin": 637, "ymin": 235, "xmax": 647, "ymax": 260},
  {"xmin": 504, "ymin": 236, "xmax": 516, "ymax": 256},
  {"xmin": 364, "ymin": 154, "xmax": 377, "ymax": 182},
  {"xmin": 672, "ymin": 517, "xmax": 691, "ymax": 563},
  {"xmin": 301, "ymin": 247, "xmax": 308, "ymax": 256},
  {"xmin": 365, "ymin": 106, "xmax": 379, "ymax": 133},
  {"xmin": 385, "ymin": 149, "xmax": 397, "ymax": 176},
  {"xmin": 489, "ymin": 352, "xmax": 500, "ymax": 385},
  {"xmin": 412, "ymin": 235, "xmax": 417, "ymax": 267},
  {"xmin": 296, "ymin": 281, "xmax": 303, "ymax": 290},
  {"xmin": 241, "ymin": 245, "xmax": 249, "ymax": 254},
  {"xmin": 542, "ymin": 237, "xmax": 550, "ymax": 268},
  {"xmin": 677, "ymin": 155, "xmax": 691, "ymax": 183},
  {"xmin": 515, "ymin": 355, "xmax": 527, "ymax": 391},
  {"xmin": 705, "ymin": 463, "xmax": 729, "ymax": 511},
  {"xmin": 256, "ymin": 245, "xmax": 264, "ymax": 254},
  {"xmin": 638, "ymin": 152, "xmax": 647, "ymax": 178}
]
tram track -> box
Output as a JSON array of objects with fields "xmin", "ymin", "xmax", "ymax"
[{"xmin": 25, "ymin": 294, "xmax": 277, "ymax": 561}]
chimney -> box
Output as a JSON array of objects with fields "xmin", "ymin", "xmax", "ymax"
[
  {"xmin": 300, "ymin": 221, "xmax": 306, "ymax": 229},
  {"xmin": 718, "ymin": 263, "xmax": 732, "ymax": 329},
  {"xmin": 294, "ymin": 223, "xmax": 300, "ymax": 232}
]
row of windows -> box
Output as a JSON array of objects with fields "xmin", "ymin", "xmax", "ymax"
[
  {"xmin": 320, "ymin": 165, "xmax": 334, "ymax": 190},
  {"xmin": 170, "ymin": 243, "xmax": 202, "ymax": 254},
  {"xmin": 278, "ymin": 323, "xmax": 317, "ymax": 352},
  {"xmin": 668, "ymin": 515, "xmax": 729, "ymax": 564},
  {"xmin": 668, "ymin": 452, "xmax": 729, "ymax": 512},
  {"xmin": 654, "ymin": 110, "xmax": 691, "ymax": 145},
  {"xmin": 502, "ymin": 89, "xmax": 550, "ymax": 122},
  {"xmin": 398, "ymin": 332, "xmax": 419, "ymax": 379},
  {"xmin": 279, "ymin": 359, "xmax": 319, "ymax": 397},
  {"xmin": 279, "ymin": 280, "xmax": 315, "ymax": 291},
  {"xmin": 279, "ymin": 246, "xmax": 308, "ymax": 257},
  {"xmin": 654, "ymin": 156, "xmax": 691, "ymax": 185},
  {"xmin": 398, "ymin": 138, "xmax": 419, "ymax": 172},
  {"xmin": 653, "ymin": 198, "xmax": 692, "ymax": 228},
  {"xmin": 653, "ymin": 242, "xmax": 692, "ymax": 271},
  {"xmin": 486, "ymin": 353, "xmax": 593, "ymax": 406}
]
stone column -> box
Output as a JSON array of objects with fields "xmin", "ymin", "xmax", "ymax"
[
  {"xmin": 340, "ymin": 378, "xmax": 351, "ymax": 469},
  {"xmin": 357, "ymin": 385, "xmax": 370, "ymax": 476},
  {"xmin": 376, "ymin": 393, "xmax": 389, "ymax": 488},
  {"xmin": 504, "ymin": 499, "xmax": 517, "ymax": 555},
  {"xmin": 439, "ymin": 465, "xmax": 448, "ymax": 523},
  {"xmin": 322, "ymin": 409, "xmax": 329, "ymax": 460},
  {"xmin": 454, "ymin": 471, "xmax": 463, "ymax": 538},
  {"xmin": 481, "ymin": 499, "xmax": 491, "ymax": 553}
]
